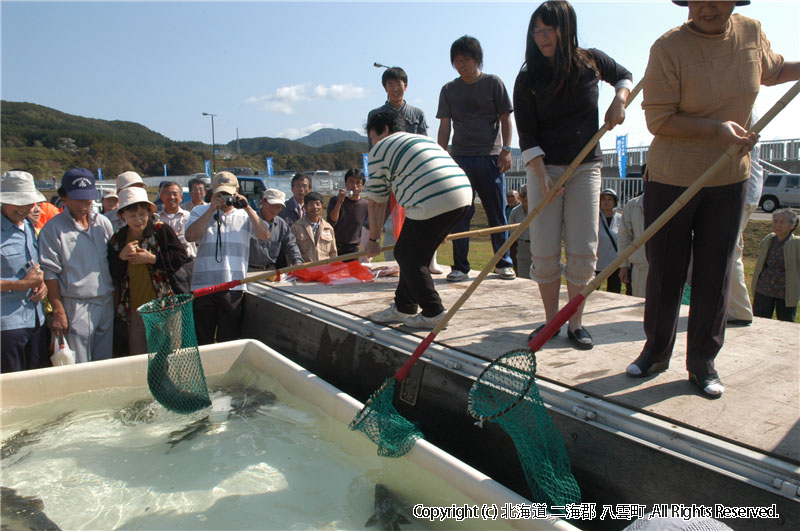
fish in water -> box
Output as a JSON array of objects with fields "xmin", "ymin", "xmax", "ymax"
[
  {"xmin": 163, "ymin": 385, "xmax": 277, "ymax": 450},
  {"xmin": 167, "ymin": 416, "xmax": 211, "ymax": 449},
  {"xmin": 365, "ymin": 484, "xmax": 411, "ymax": 531},
  {"xmin": 1, "ymin": 486, "xmax": 61, "ymax": 531},
  {"xmin": 115, "ymin": 399, "xmax": 161, "ymax": 426},
  {"xmin": 1, "ymin": 412, "xmax": 74, "ymax": 461},
  {"xmin": 216, "ymin": 385, "xmax": 277, "ymax": 417}
]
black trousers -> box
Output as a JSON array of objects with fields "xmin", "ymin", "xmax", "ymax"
[
  {"xmin": 640, "ymin": 180, "xmax": 745, "ymax": 378},
  {"xmin": 753, "ymin": 292, "xmax": 797, "ymax": 322},
  {"xmin": 1, "ymin": 324, "xmax": 48, "ymax": 373},
  {"xmin": 598, "ymin": 268, "xmax": 622, "ymax": 293},
  {"xmin": 395, "ymin": 206, "xmax": 469, "ymax": 317},
  {"xmin": 336, "ymin": 242, "xmax": 359, "ymax": 261},
  {"xmin": 193, "ymin": 290, "xmax": 244, "ymax": 345}
]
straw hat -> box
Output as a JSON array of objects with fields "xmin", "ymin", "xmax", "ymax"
[
  {"xmin": 117, "ymin": 187, "xmax": 156, "ymax": 214},
  {"xmin": 0, "ymin": 171, "xmax": 46, "ymax": 205}
]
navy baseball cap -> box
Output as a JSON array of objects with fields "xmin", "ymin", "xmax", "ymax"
[{"xmin": 62, "ymin": 168, "xmax": 97, "ymax": 200}]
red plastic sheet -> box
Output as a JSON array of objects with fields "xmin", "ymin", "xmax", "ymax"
[{"xmin": 291, "ymin": 260, "xmax": 375, "ymax": 285}]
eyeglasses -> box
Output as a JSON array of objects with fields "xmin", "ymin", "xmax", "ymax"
[{"xmin": 532, "ymin": 27, "xmax": 556, "ymax": 37}]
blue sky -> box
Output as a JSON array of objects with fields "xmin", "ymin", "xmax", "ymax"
[{"xmin": 2, "ymin": 1, "xmax": 798, "ymax": 150}]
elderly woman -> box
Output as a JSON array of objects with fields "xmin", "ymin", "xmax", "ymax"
[
  {"xmin": 752, "ymin": 208, "xmax": 800, "ymax": 323},
  {"xmin": 626, "ymin": 0, "xmax": 799, "ymax": 398}
]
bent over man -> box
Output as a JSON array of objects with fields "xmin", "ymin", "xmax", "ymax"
[{"xmin": 364, "ymin": 112, "xmax": 472, "ymax": 329}]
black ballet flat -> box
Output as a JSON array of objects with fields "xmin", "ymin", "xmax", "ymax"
[{"xmin": 527, "ymin": 324, "xmax": 560, "ymax": 344}]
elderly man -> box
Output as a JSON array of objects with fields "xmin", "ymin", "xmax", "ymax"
[
  {"xmin": 249, "ymin": 188, "xmax": 303, "ymax": 271},
  {"xmin": 278, "ymin": 173, "xmax": 311, "ymax": 227},
  {"xmin": 364, "ymin": 112, "xmax": 472, "ymax": 329},
  {"xmin": 186, "ymin": 171, "xmax": 269, "ymax": 344},
  {"xmin": 1, "ymin": 171, "xmax": 49, "ymax": 372},
  {"xmin": 40, "ymin": 168, "xmax": 114, "ymax": 363},
  {"xmin": 181, "ymin": 177, "xmax": 208, "ymax": 212},
  {"xmin": 158, "ymin": 181, "xmax": 196, "ymax": 293}
]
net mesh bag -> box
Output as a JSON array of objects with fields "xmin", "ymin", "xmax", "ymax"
[
  {"xmin": 348, "ymin": 378, "xmax": 424, "ymax": 457},
  {"xmin": 469, "ymin": 349, "xmax": 581, "ymax": 506},
  {"xmin": 138, "ymin": 294, "xmax": 211, "ymax": 414}
]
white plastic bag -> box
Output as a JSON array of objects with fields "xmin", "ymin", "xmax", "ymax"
[{"xmin": 51, "ymin": 334, "xmax": 76, "ymax": 366}]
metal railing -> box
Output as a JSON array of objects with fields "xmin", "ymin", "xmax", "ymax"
[
  {"xmin": 601, "ymin": 177, "xmax": 644, "ymax": 206},
  {"xmin": 600, "ymin": 138, "xmax": 800, "ymax": 169}
]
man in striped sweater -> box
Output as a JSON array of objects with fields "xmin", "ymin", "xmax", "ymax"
[{"xmin": 364, "ymin": 112, "xmax": 472, "ymax": 329}]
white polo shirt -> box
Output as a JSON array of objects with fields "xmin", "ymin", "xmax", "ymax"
[{"xmin": 188, "ymin": 204, "xmax": 256, "ymax": 291}]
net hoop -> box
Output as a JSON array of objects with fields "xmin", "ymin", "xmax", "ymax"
[
  {"xmin": 348, "ymin": 378, "xmax": 393, "ymax": 430},
  {"xmin": 138, "ymin": 293, "xmax": 195, "ymax": 315},
  {"xmin": 468, "ymin": 349, "xmax": 537, "ymax": 422}
]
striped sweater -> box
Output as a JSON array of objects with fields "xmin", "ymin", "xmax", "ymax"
[{"xmin": 364, "ymin": 132, "xmax": 472, "ymax": 220}]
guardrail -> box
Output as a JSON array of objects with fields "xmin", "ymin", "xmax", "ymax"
[
  {"xmin": 600, "ymin": 138, "xmax": 800, "ymax": 169},
  {"xmin": 503, "ymin": 175, "xmax": 644, "ymax": 207}
]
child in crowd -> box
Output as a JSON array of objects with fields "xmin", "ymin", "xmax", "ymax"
[
  {"xmin": 108, "ymin": 187, "xmax": 189, "ymax": 356},
  {"xmin": 327, "ymin": 168, "xmax": 368, "ymax": 259},
  {"xmin": 291, "ymin": 192, "xmax": 337, "ymax": 262}
]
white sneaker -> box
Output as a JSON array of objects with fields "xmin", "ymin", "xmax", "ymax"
[
  {"xmin": 369, "ymin": 304, "xmax": 415, "ymax": 324},
  {"xmin": 429, "ymin": 251, "xmax": 444, "ymax": 274},
  {"xmin": 404, "ymin": 311, "xmax": 445, "ymax": 330},
  {"xmin": 495, "ymin": 266, "xmax": 516, "ymax": 280},
  {"xmin": 446, "ymin": 269, "xmax": 469, "ymax": 282}
]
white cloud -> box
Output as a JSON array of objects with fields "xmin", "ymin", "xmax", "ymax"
[
  {"xmin": 246, "ymin": 83, "xmax": 366, "ymax": 114},
  {"xmin": 245, "ymin": 84, "xmax": 310, "ymax": 114},
  {"xmin": 313, "ymin": 83, "xmax": 366, "ymax": 101},
  {"xmin": 277, "ymin": 122, "xmax": 334, "ymax": 140}
]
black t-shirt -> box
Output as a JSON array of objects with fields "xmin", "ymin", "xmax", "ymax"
[{"xmin": 326, "ymin": 196, "xmax": 368, "ymax": 245}]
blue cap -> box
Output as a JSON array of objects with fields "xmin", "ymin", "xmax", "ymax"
[{"xmin": 62, "ymin": 168, "xmax": 97, "ymax": 200}]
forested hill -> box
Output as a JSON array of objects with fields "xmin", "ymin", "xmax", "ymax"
[
  {"xmin": 0, "ymin": 101, "xmax": 368, "ymax": 177},
  {"xmin": 2, "ymin": 101, "xmax": 172, "ymax": 148}
]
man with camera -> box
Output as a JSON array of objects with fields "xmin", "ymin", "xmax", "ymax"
[{"xmin": 185, "ymin": 171, "xmax": 269, "ymax": 345}]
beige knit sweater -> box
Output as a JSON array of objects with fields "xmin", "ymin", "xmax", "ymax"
[{"xmin": 643, "ymin": 15, "xmax": 784, "ymax": 188}]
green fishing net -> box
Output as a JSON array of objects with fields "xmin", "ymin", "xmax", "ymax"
[
  {"xmin": 138, "ymin": 294, "xmax": 211, "ymax": 414},
  {"xmin": 469, "ymin": 349, "xmax": 581, "ymax": 507},
  {"xmin": 348, "ymin": 378, "xmax": 424, "ymax": 457}
]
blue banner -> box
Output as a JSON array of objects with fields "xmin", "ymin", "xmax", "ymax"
[
  {"xmin": 266, "ymin": 157, "xmax": 273, "ymax": 177},
  {"xmin": 97, "ymin": 168, "xmax": 103, "ymax": 181},
  {"xmin": 616, "ymin": 135, "xmax": 628, "ymax": 179},
  {"xmin": 163, "ymin": 164, "xmax": 168, "ymax": 177},
  {"xmin": 363, "ymin": 153, "xmax": 369, "ymax": 177},
  {"xmin": 204, "ymin": 160, "xmax": 211, "ymax": 177}
]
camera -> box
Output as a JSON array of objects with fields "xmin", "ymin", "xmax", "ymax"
[{"xmin": 223, "ymin": 195, "xmax": 248, "ymax": 209}]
